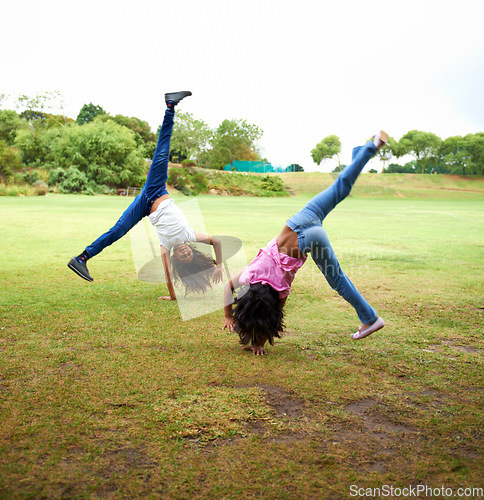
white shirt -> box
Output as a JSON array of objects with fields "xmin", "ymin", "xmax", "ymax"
[{"xmin": 148, "ymin": 198, "xmax": 196, "ymax": 250}]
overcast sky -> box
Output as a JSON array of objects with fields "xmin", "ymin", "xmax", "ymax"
[{"xmin": 2, "ymin": 0, "xmax": 483, "ymax": 171}]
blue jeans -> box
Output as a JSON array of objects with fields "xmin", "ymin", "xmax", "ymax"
[
  {"xmin": 286, "ymin": 141, "xmax": 378, "ymax": 324},
  {"xmin": 85, "ymin": 108, "xmax": 174, "ymax": 258}
]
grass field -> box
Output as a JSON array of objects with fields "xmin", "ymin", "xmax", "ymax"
[{"xmin": 0, "ymin": 174, "xmax": 483, "ymax": 499}]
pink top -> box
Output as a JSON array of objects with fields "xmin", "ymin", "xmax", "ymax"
[{"xmin": 239, "ymin": 237, "xmax": 307, "ymax": 298}]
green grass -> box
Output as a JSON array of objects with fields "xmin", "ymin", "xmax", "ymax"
[
  {"xmin": 279, "ymin": 172, "xmax": 484, "ymax": 199},
  {"xmin": 0, "ymin": 175, "xmax": 483, "ymax": 499}
]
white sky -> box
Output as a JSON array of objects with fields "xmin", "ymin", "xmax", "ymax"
[{"xmin": 2, "ymin": 0, "xmax": 483, "ymax": 172}]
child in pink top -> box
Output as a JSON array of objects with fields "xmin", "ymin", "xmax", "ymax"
[
  {"xmin": 239, "ymin": 237, "xmax": 306, "ymax": 299},
  {"xmin": 223, "ymin": 132, "xmax": 388, "ymax": 355}
]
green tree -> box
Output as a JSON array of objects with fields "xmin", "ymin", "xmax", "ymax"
[
  {"xmin": 14, "ymin": 127, "xmax": 52, "ymax": 167},
  {"xmin": 0, "ymin": 139, "xmax": 23, "ymax": 181},
  {"xmin": 50, "ymin": 120, "xmax": 146, "ymax": 188},
  {"xmin": 170, "ymin": 111, "xmax": 211, "ymax": 166},
  {"xmin": 9, "ymin": 92, "xmax": 71, "ymax": 167},
  {"xmin": 382, "ymin": 162, "xmax": 417, "ymax": 173},
  {"xmin": 376, "ymin": 137, "xmax": 396, "ymax": 171},
  {"xmin": 208, "ymin": 119, "xmax": 263, "ymax": 170},
  {"xmin": 17, "ymin": 91, "xmax": 69, "ymax": 128},
  {"xmin": 285, "ymin": 163, "xmax": 304, "ymax": 172},
  {"xmin": 311, "ymin": 135, "xmax": 341, "ymax": 168},
  {"xmin": 0, "ymin": 110, "xmax": 26, "ymax": 145},
  {"xmin": 95, "ymin": 113, "xmax": 156, "ymax": 157},
  {"xmin": 396, "ymin": 130, "xmax": 441, "ymax": 174},
  {"xmin": 440, "ymin": 135, "xmax": 472, "ymax": 176},
  {"xmin": 466, "ymin": 132, "xmax": 484, "ymax": 175},
  {"xmin": 111, "ymin": 114, "xmax": 155, "ymax": 144},
  {"xmin": 76, "ymin": 102, "xmax": 106, "ymax": 125}
]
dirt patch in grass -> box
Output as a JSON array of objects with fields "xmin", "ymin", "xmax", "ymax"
[
  {"xmin": 424, "ymin": 339, "xmax": 480, "ymax": 355},
  {"xmin": 202, "ymin": 385, "xmax": 482, "ymax": 482},
  {"xmin": 259, "ymin": 384, "xmax": 305, "ymax": 418}
]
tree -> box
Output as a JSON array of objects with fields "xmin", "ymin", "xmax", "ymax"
[
  {"xmin": 311, "ymin": 135, "xmax": 341, "ymax": 168},
  {"xmin": 95, "ymin": 113, "xmax": 156, "ymax": 157},
  {"xmin": 376, "ymin": 137, "xmax": 396, "ymax": 171},
  {"xmin": 208, "ymin": 119, "xmax": 263, "ymax": 170},
  {"xmin": 15, "ymin": 121, "xmax": 69, "ymax": 168},
  {"xmin": 0, "ymin": 109, "xmax": 26, "ymax": 145},
  {"xmin": 285, "ymin": 163, "xmax": 304, "ymax": 172},
  {"xmin": 0, "ymin": 139, "xmax": 22, "ymax": 181},
  {"xmin": 5, "ymin": 92, "xmax": 72, "ymax": 167},
  {"xmin": 440, "ymin": 135, "xmax": 472, "ymax": 176},
  {"xmin": 51, "ymin": 120, "xmax": 146, "ymax": 188},
  {"xmin": 396, "ymin": 130, "xmax": 441, "ymax": 174},
  {"xmin": 170, "ymin": 111, "xmax": 211, "ymax": 166},
  {"xmin": 17, "ymin": 91, "xmax": 69, "ymax": 128},
  {"xmin": 466, "ymin": 132, "xmax": 484, "ymax": 175},
  {"xmin": 76, "ymin": 102, "xmax": 106, "ymax": 125}
]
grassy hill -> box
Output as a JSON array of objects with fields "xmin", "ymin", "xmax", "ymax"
[
  {"xmin": 276, "ymin": 172, "xmax": 484, "ymax": 199},
  {"xmin": 168, "ymin": 165, "xmax": 484, "ymax": 200}
]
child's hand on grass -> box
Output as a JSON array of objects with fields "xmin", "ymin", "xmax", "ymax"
[{"xmin": 222, "ymin": 317, "xmax": 235, "ymax": 333}]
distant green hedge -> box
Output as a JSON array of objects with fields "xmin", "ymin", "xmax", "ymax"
[{"xmin": 167, "ymin": 167, "xmax": 289, "ymax": 197}]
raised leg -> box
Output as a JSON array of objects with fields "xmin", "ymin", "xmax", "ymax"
[
  {"xmin": 142, "ymin": 108, "xmax": 175, "ymax": 200},
  {"xmin": 304, "ymin": 225, "xmax": 378, "ymax": 325},
  {"xmin": 305, "ymin": 141, "xmax": 377, "ymax": 222}
]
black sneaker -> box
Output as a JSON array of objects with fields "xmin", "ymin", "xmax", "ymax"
[
  {"xmin": 68, "ymin": 257, "xmax": 93, "ymax": 282},
  {"xmin": 164, "ymin": 91, "xmax": 192, "ymax": 105}
]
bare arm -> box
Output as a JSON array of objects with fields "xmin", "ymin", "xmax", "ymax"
[
  {"xmin": 159, "ymin": 246, "xmax": 176, "ymax": 301},
  {"xmin": 222, "ymin": 271, "xmax": 242, "ymax": 333},
  {"xmin": 194, "ymin": 232, "xmax": 223, "ymax": 282}
]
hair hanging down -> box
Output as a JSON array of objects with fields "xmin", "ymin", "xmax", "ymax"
[
  {"xmin": 234, "ymin": 283, "xmax": 284, "ymax": 346},
  {"xmin": 171, "ymin": 245, "xmax": 216, "ymax": 295}
]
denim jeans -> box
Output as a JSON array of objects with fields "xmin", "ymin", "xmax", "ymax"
[
  {"xmin": 85, "ymin": 108, "xmax": 174, "ymax": 258},
  {"xmin": 286, "ymin": 141, "xmax": 378, "ymax": 324}
]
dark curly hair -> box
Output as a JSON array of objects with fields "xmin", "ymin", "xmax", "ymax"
[
  {"xmin": 233, "ymin": 283, "xmax": 285, "ymax": 346},
  {"xmin": 171, "ymin": 245, "xmax": 216, "ymax": 295}
]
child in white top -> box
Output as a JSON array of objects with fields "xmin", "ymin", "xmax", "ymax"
[{"xmin": 68, "ymin": 91, "xmax": 223, "ymax": 298}]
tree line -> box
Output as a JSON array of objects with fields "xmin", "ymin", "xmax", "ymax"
[
  {"xmin": 311, "ymin": 131, "xmax": 484, "ymax": 175},
  {"xmin": 0, "ymin": 92, "xmax": 265, "ymax": 194},
  {"xmin": 1, "ymin": 92, "xmax": 482, "ymax": 196}
]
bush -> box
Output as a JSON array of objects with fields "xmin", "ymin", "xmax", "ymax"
[
  {"xmin": 33, "ymin": 180, "xmax": 48, "ymax": 195},
  {"xmin": 0, "ymin": 183, "xmax": 34, "ymax": 197},
  {"xmin": 47, "ymin": 167, "xmax": 65, "ymax": 187},
  {"xmin": 0, "ymin": 139, "xmax": 23, "ymax": 181},
  {"xmin": 23, "ymin": 168, "xmax": 49, "ymax": 185},
  {"xmin": 13, "ymin": 128, "xmax": 51, "ymax": 167},
  {"xmin": 167, "ymin": 167, "xmax": 209, "ymax": 196},
  {"xmin": 13, "ymin": 172, "xmax": 24, "ymax": 184},
  {"xmin": 56, "ymin": 166, "xmax": 90, "ymax": 194},
  {"xmin": 181, "ymin": 159, "xmax": 197, "ymax": 168},
  {"xmin": 51, "ymin": 120, "xmax": 146, "ymax": 188},
  {"xmin": 261, "ymin": 175, "xmax": 285, "ymax": 192},
  {"xmin": 193, "ymin": 172, "xmax": 209, "ymax": 193}
]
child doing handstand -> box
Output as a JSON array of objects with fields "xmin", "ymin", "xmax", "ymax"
[{"xmin": 223, "ymin": 131, "xmax": 388, "ymax": 354}]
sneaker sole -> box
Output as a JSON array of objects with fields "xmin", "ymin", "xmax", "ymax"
[{"xmin": 67, "ymin": 262, "xmax": 93, "ymax": 282}]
